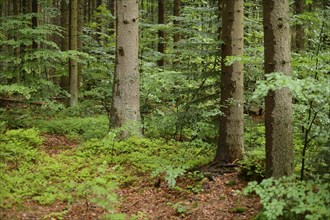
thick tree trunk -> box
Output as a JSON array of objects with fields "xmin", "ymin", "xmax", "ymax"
[
  {"xmin": 214, "ymin": 0, "xmax": 244, "ymax": 164},
  {"xmin": 157, "ymin": 0, "xmax": 166, "ymax": 66},
  {"xmin": 110, "ymin": 0, "xmax": 141, "ymax": 138},
  {"xmin": 69, "ymin": 0, "xmax": 78, "ymax": 107},
  {"xmin": 263, "ymin": 0, "xmax": 294, "ymax": 178}
]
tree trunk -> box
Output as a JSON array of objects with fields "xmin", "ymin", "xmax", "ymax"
[
  {"xmin": 31, "ymin": 0, "xmax": 38, "ymax": 49},
  {"xmin": 69, "ymin": 0, "xmax": 78, "ymax": 107},
  {"xmin": 110, "ymin": 0, "xmax": 141, "ymax": 138},
  {"xmin": 60, "ymin": 0, "xmax": 69, "ymax": 92},
  {"xmin": 157, "ymin": 0, "xmax": 166, "ymax": 66},
  {"xmin": 263, "ymin": 0, "xmax": 294, "ymax": 178},
  {"xmin": 108, "ymin": 0, "xmax": 115, "ymax": 35},
  {"xmin": 295, "ymin": 0, "xmax": 304, "ymax": 51},
  {"xmin": 13, "ymin": 0, "xmax": 21, "ymax": 83},
  {"xmin": 173, "ymin": 0, "xmax": 180, "ymax": 65},
  {"xmin": 214, "ymin": 0, "xmax": 244, "ymax": 164}
]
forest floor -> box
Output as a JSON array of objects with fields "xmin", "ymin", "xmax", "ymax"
[{"xmin": 1, "ymin": 134, "xmax": 261, "ymax": 220}]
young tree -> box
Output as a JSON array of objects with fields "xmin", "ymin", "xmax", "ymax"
[
  {"xmin": 263, "ymin": 0, "xmax": 294, "ymax": 178},
  {"xmin": 214, "ymin": 0, "xmax": 244, "ymax": 164},
  {"xmin": 69, "ymin": 0, "xmax": 78, "ymax": 106},
  {"xmin": 110, "ymin": 0, "xmax": 141, "ymax": 138}
]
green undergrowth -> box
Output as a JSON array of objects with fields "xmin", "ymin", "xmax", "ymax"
[
  {"xmin": 32, "ymin": 115, "xmax": 109, "ymax": 140},
  {"xmin": 244, "ymin": 176, "xmax": 330, "ymax": 220},
  {"xmin": 0, "ymin": 127, "xmax": 214, "ymax": 211}
]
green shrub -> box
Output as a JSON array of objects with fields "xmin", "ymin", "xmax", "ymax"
[
  {"xmin": 239, "ymin": 147, "xmax": 265, "ymax": 181},
  {"xmin": 244, "ymin": 176, "xmax": 330, "ymax": 220}
]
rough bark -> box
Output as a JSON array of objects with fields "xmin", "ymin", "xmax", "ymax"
[
  {"xmin": 69, "ymin": 0, "xmax": 78, "ymax": 107},
  {"xmin": 214, "ymin": 0, "xmax": 244, "ymax": 164},
  {"xmin": 157, "ymin": 0, "xmax": 166, "ymax": 66},
  {"xmin": 110, "ymin": 0, "xmax": 141, "ymax": 138},
  {"xmin": 263, "ymin": 0, "xmax": 294, "ymax": 178}
]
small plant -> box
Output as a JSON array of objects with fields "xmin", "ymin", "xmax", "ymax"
[
  {"xmin": 225, "ymin": 178, "xmax": 237, "ymax": 187},
  {"xmin": 244, "ymin": 176, "xmax": 330, "ymax": 220},
  {"xmin": 167, "ymin": 202, "xmax": 190, "ymax": 217},
  {"xmin": 152, "ymin": 165, "xmax": 187, "ymax": 188},
  {"xmin": 229, "ymin": 206, "xmax": 247, "ymax": 213}
]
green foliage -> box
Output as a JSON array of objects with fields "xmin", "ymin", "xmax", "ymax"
[
  {"xmin": 253, "ymin": 73, "xmax": 330, "ymax": 176},
  {"xmin": 76, "ymin": 176, "xmax": 118, "ymax": 213},
  {"xmin": 0, "ymin": 84, "xmax": 35, "ymax": 99},
  {"xmin": 83, "ymin": 135, "xmax": 213, "ymax": 188},
  {"xmin": 239, "ymin": 122, "xmax": 266, "ymax": 181},
  {"xmin": 239, "ymin": 147, "xmax": 265, "ymax": 181},
  {"xmin": 80, "ymin": 3, "xmax": 115, "ymax": 116},
  {"xmin": 0, "ymin": 128, "xmax": 122, "ymax": 209},
  {"xmin": 244, "ymin": 176, "xmax": 330, "ymax": 220},
  {"xmin": 0, "ymin": 125, "xmax": 214, "ymax": 212},
  {"xmin": 0, "ymin": 107, "xmax": 42, "ymax": 129},
  {"xmin": 139, "ymin": 1, "xmax": 220, "ymax": 142},
  {"xmin": 167, "ymin": 202, "xmax": 190, "ymax": 217},
  {"xmin": 0, "ymin": 128, "xmax": 42, "ymax": 166},
  {"xmin": 33, "ymin": 115, "xmax": 108, "ymax": 140},
  {"xmin": 152, "ymin": 165, "xmax": 187, "ymax": 188},
  {"xmin": 229, "ymin": 206, "xmax": 247, "ymax": 213}
]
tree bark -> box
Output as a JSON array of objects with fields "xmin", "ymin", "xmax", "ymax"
[
  {"xmin": 69, "ymin": 0, "xmax": 78, "ymax": 107},
  {"xmin": 173, "ymin": 0, "xmax": 181, "ymax": 65},
  {"xmin": 31, "ymin": 0, "xmax": 38, "ymax": 49},
  {"xmin": 157, "ymin": 0, "xmax": 166, "ymax": 66},
  {"xmin": 110, "ymin": 0, "xmax": 141, "ymax": 138},
  {"xmin": 60, "ymin": 0, "xmax": 69, "ymax": 92},
  {"xmin": 295, "ymin": 0, "xmax": 304, "ymax": 51},
  {"xmin": 214, "ymin": 0, "xmax": 244, "ymax": 164},
  {"xmin": 263, "ymin": 0, "xmax": 294, "ymax": 178}
]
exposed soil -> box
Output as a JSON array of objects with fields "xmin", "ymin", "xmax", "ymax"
[
  {"xmin": 41, "ymin": 133, "xmax": 79, "ymax": 155},
  {"xmin": 1, "ymin": 135, "xmax": 261, "ymax": 220}
]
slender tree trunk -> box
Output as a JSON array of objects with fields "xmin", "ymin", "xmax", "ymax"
[
  {"xmin": 263, "ymin": 0, "xmax": 294, "ymax": 178},
  {"xmin": 13, "ymin": 0, "xmax": 21, "ymax": 83},
  {"xmin": 110, "ymin": 0, "xmax": 141, "ymax": 138},
  {"xmin": 214, "ymin": 0, "xmax": 244, "ymax": 164},
  {"xmin": 157, "ymin": 0, "xmax": 166, "ymax": 66},
  {"xmin": 108, "ymin": 0, "xmax": 115, "ymax": 35},
  {"xmin": 60, "ymin": 0, "xmax": 69, "ymax": 92},
  {"xmin": 295, "ymin": 0, "xmax": 304, "ymax": 51},
  {"xmin": 31, "ymin": 0, "xmax": 38, "ymax": 49},
  {"xmin": 173, "ymin": 0, "xmax": 181, "ymax": 65},
  {"xmin": 69, "ymin": 0, "xmax": 78, "ymax": 106},
  {"xmin": 77, "ymin": 0, "xmax": 84, "ymax": 88}
]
